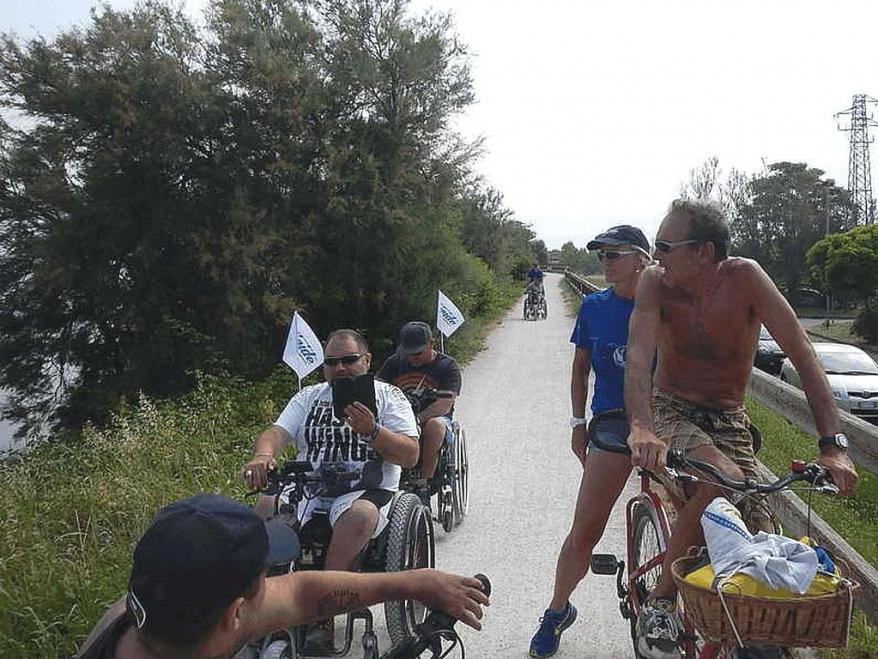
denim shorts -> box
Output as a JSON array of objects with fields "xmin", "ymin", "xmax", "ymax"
[{"xmin": 587, "ymin": 411, "xmax": 630, "ymax": 455}]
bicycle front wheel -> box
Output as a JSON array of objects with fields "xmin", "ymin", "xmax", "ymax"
[{"xmin": 629, "ymin": 502, "xmax": 667, "ymax": 656}]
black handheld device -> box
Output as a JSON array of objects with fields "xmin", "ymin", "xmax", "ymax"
[{"xmin": 331, "ymin": 373, "xmax": 378, "ymax": 420}]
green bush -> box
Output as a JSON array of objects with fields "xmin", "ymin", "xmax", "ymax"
[{"xmin": 852, "ymin": 298, "xmax": 878, "ymax": 343}]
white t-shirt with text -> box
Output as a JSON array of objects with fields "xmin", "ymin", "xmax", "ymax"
[{"xmin": 274, "ymin": 380, "xmax": 418, "ymax": 492}]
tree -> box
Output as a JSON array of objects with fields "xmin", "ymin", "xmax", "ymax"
[
  {"xmin": 807, "ymin": 224, "xmax": 878, "ymax": 340},
  {"xmin": 558, "ymin": 241, "xmax": 599, "ymax": 275},
  {"xmin": 679, "ymin": 156, "xmax": 751, "ymax": 225},
  {"xmin": 0, "ymin": 0, "xmax": 513, "ymax": 436},
  {"xmin": 731, "ymin": 162, "xmax": 852, "ymax": 291}
]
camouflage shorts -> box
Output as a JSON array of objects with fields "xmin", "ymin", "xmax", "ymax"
[{"xmin": 652, "ymin": 387, "xmax": 772, "ymax": 532}]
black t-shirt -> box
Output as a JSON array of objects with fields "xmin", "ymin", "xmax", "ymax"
[{"xmin": 377, "ymin": 351, "xmax": 461, "ymax": 416}]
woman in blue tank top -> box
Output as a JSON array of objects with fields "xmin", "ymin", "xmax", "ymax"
[{"xmin": 529, "ymin": 225, "xmax": 651, "ymax": 658}]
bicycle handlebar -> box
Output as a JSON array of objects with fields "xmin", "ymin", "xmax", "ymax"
[
  {"xmin": 256, "ymin": 461, "xmax": 363, "ymax": 497},
  {"xmin": 379, "ymin": 574, "xmax": 491, "ymax": 659},
  {"xmin": 662, "ymin": 449, "xmax": 836, "ymax": 495}
]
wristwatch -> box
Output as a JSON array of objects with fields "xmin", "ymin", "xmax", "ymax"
[
  {"xmin": 569, "ymin": 416, "xmax": 587, "ymax": 428},
  {"xmin": 364, "ymin": 423, "xmax": 382, "ymax": 445},
  {"xmin": 818, "ymin": 433, "xmax": 849, "ymax": 451}
]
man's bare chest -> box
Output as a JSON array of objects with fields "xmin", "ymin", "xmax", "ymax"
[{"xmin": 659, "ymin": 287, "xmax": 754, "ymax": 362}]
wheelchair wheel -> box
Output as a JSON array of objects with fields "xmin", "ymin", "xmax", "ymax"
[
  {"xmin": 384, "ymin": 492, "xmax": 436, "ymax": 646},
  {"xmin": 451, "ymin": 423, "xmax": 469, "ymax": 525},
  {"xmin": 259, "ymin": 639, "xmax": 292, "ymax": 659}
]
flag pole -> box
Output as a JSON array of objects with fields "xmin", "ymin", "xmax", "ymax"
[
  {"xmin": 440, "ymin": 333, "xmax": 446, "ymax": 354},
  {"xmin": 297, "ymin": 374, "xmax": 302, "ymax": 393}
]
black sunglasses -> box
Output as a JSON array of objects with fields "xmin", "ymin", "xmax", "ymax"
[
  {"xmin": 323, "ymin": 354, "xmax": 363, "ymax": 367},
  {"xmin": 653, "ymin": 239, "xmax": 701, "ymax": 254},
  {"xmin": 597, "ymin": 250, "xmax": 638, "ymax": 261}
]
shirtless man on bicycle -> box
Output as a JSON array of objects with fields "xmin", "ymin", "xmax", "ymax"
[{"xmin": 625, "ymin": 199, "xmax": 858, "ymax": 659}]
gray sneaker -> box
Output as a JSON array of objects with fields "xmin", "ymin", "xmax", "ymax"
[{"xmin": 636, "ymin": 598, "xmax": 682, "ymax": 659}]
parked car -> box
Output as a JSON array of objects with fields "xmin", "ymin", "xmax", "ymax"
[
  {"xmin": 754, "ymin": 326, "xmax": 786, "ymax": 374},
  {"xmin": 780, "ymin": 342, "xmax": 878, "ymax": 417},
  {"xmin": 785, "ymin": 287, "xmax": 826, "ymax": 309}
]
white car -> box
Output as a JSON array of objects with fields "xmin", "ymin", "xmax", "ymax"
[{"xmin": 780, "ymin": 342, "xmax": 878, "ymax": 417}]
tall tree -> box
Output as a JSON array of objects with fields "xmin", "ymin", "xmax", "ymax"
[
  {"xmin": 0, "ymin": 0, "xmax": 509, "ymax": 435},
  {"xmin": 731, "ymin": 162, "xmax": 851, "ymax": 291}
]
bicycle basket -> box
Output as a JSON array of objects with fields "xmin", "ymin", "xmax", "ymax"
[{"xmin": 671, "ymin": 553, "xmax": 858, "ymax": 648}]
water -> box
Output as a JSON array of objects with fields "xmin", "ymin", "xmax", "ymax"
[{"xmin": 0, "ymin": 391, "xmax": 24, "ymax": 453}]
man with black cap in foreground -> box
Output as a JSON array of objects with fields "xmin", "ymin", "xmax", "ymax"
[
  {"xmin": 76, "ymin": 494, "xmax": 488, "ymax": 658},
  {"xmin": 377, "ymin": 321, "xmax": 462, "ymax": 507}
]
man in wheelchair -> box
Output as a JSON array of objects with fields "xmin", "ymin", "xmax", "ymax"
[
  {"xmin": 377, "ymin": 322, "xmax": 461, "ymax": 508},
  {"xmin": 242, "ymin": 328, "xmax": 420, "ymax": 651}
]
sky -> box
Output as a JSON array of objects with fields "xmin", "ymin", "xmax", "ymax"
[{"xmin": 3, "ymin": 0, "xmax": 878, "ymax": 248}]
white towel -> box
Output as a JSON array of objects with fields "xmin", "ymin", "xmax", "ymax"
[{"xmin": 701, "ymin": 497, "xmax": 818, "ymax": 594}]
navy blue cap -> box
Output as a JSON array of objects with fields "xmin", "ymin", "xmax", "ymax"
[
  {"xmin": 586, "ymin": 225, "xmax": 650, "ymax": 256},
  {"xmin": 399, "ymin": 321, "xmax": 433, "ymax": 355},
  {"xmin": 126, "ymin": 494, "xmax": 299, "ymax": 642}
]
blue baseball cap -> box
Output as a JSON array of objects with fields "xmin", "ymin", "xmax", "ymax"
[
  {"xmin": 586, "ymin": 225, "xmax": 650, "ymax": 257},
  {"xmin": 126, "ymin": 494, "xmax": 299, "ymax": 643}
]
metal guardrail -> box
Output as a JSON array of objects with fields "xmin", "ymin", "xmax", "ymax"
[
  {"xmin": 564, "ymin": 269, "xmax": 878, "ymax": 622},
  {"xmin": 564, "ymin": 269, "xmax": 601, "ymax": 296},
  {"xmin": 748, "ymin": 368, "xmax": 878, "ymax": 475},
  {"xmin": 748, "ymin": 368, "xmax": 878, "ymax": 622}
]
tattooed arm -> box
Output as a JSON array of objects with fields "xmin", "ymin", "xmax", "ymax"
[{"xmin": 249, "ymin": 569, "xmax": 489, "ymax": 639}]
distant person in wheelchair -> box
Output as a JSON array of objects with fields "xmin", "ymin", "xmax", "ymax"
[
  {"xmin": 525, "ymin": 263, "xmax": 545, "ymax": 296},
  {"xmin": 528, "ymin": 225, "xmax": 651, "ymax": 659},
  {"xmin": 377, "ymin": 321, "xmax": 461, "ymax": 508},
  {"xmin": 242, "ymin": 328, "xmax": 419, "ymax": 650}
]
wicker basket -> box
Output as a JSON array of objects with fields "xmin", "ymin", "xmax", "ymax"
[{"xmin": 671, "ymin": 553, "xmax": 859, "ymax": 648}]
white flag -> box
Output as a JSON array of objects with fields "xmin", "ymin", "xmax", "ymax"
[
  {"xmin": 437, "ymin": 290, "xmax": 465, "ymax": 337},
  {"xmin": 283, "ymin": 311, "xmax": 324, "ymax": 379}
]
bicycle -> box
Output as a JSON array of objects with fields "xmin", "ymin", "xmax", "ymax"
[
  {"xmin": 590, "ymin": 449, "xmax": 858, "ymax": 658},
  {"xmin": 250, "ymin": 460, "xmax": 436, "ymax": 656}
]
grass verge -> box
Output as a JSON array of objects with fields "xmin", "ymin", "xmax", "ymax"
[
  {"xmin": 0, "ymin": 282, "xmax": 522, "ymax": 658},
  {"xmin": 746, "ymin": 397, "xmax": 878, "ymax": 657}
]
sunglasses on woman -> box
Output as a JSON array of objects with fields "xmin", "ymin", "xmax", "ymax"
[
  {"xmin": 597, "ymin": 250, "xmax": 639, "ymax": 261},
  {"xmin": 323, "ymin": 354, "xmax": 363, "ymax": 367}
]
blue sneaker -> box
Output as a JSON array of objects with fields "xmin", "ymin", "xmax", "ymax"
[{"xmin": 529, "ymin": 602, "xmax": 578, "ymax": 658}]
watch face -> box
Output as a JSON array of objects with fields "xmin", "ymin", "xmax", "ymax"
[{"xmin": 836, "ymin": 433, "xmax": 849, "ymax": 449}]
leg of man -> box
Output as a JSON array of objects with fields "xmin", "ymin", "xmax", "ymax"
[
  {"xmin": 549, "ymin": 451, "xmax": 631, "ymax": 609},
  {"xmin": 325, "ymin": 498, "xmax": 380, "ymax": 571},
  {"xmin": 420, "ymin": 416, "xmax": 448, "ymax": 480},
  {"xmin": 648, "ymin": 443, "xmax": 745, "ymax": 600}
]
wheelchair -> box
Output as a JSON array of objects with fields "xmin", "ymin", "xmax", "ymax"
[
  {"xmin": 396, "ymin": 389, "xmax": 470, "ymax": 534},
  {"xmin": 251, "ymin": 461, "xmax": 436, "ymax": 657},
  {"xmin": 523, "ymin": 287, "xmax": 547, "ymax": 320}
]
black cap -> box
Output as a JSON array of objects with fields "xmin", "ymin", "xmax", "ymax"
[
  {"xmin": 126, "ymin": 494, "xmax": 299, "ymax": 643},
  {"xmin": 586, "ymin": 225, "xmax": 650, "ymax": 257},
  {"xmin": 398, "ymin": 321, "xmax": 432, "ymax": 355}
]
